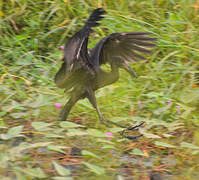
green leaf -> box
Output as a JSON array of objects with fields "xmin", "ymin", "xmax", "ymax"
[
  {"xmin": 15, "ymin": 35, "xmax": 29, "ymax": 41},
  {"xmin": 117, "ymin": 175, "xmax": 125, "ymax": 180},
  {"xmin": 0, "ymin": 112, "xmax": 6, "ymax": 117},
  {"xmin": 10, "ymin": 142, "xmax": 52, "ymax": 154},
  {"xmin": 132, "ymin": 148, "xmax": 145, "ymax": 156},
  {"xmin": 180, "ymin": 142, "xmax": 199, "ymax": 149},
  {"xmin": 53, "ymin": 161, "xmax": 70, "ymax": 176},
  {"xmin": 22, "ymin": 167, "xmax": 47, "ymax": 178},
  {"xmin": 25, "ymin": 142, "xmax": 52, "ymax": 149},
  {"xmin": 167, "ymin": 12, "xmax": 182, "ymax": 22},
  {"xmin": 191, "ymin": 150, "xmax": 199, "ymax": 155},
  {"xmin": 82, "ymin": 150, "xmax": 99, "ymax": 159},
  {"xmin": 87, "ymin": 129, "xmax": 107, "ymax": 137},
  {"xmin": 83, "ymin": 162, "xmax": 105, "ymax": 175},
  {"xmin": 52, "ymin": 177, "xmax": 73, "ymax": 180},
  {"xmin": 142, "ymin": 132, "xmax": 161, "ymax": 139},
  {"xmin": 0, "ymin": 134, "xmax": 12, "ymax": 140},
  {"xmin": 47, "ymin": 145, "xmax": 67, "ymax": 154},
  {"xmin": 102, "ymin": 145, "xmax": 115, "ymax": 149},
  {"xmin": 31, "ymin": 122, "xmax": 52, "ymax": 131},
  {"xmin": 45, "ymin": 134, "xmax": 64, "ymax": 138},
  {"xmin": 7, "ymin": 125, "xmax": 24, "ymax": 136},
  {"xmin": 10, "ymin": 112, "xmax": 27, "ymax": 119},
  {"xmin": 60, "ymin": 121, "xmax": 84, "ymax": 128},
  {"xmin": 155, "ymin": 141, "xmax": 176, "ymax": 148},
  {"xmin": 66, "ymin": 129, "xmax": 88, "ymax": 136},
  {"xmin": 1, "ymin": 125, "xmax": 24, "ymax": 139}
]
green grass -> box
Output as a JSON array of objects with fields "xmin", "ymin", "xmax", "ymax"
[{"xmin": 0, "ymin": 0, "xmax": 199, "ymax": 179}]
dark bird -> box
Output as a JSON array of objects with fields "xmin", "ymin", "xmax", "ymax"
[{"xmin": 54, "ymin": 8, "xmax": 156, "ymax": 138}]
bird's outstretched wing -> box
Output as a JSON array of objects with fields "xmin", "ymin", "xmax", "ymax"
[
  {"xmin": 55, "ymin": 8, "xmax": 106, "ymax": 89},
  {"xmin": 63, "ymin": 8, "xmax": 106, "ymax": 73},
  {"xmin": 90, "ymin": 32, "xmax": 156, "ymax": 68}
]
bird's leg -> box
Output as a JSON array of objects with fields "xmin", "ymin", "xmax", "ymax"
[
  {"xmin": 86, "ymin": 87, "xmax": 124, "ymax": 126},
  {"xmin": 86, "ymin": 87, "xmax": 105, "ymax": 123},
  {"xmin": 60, "ymin": 93, "xmax": 81, "ymax": 121},
  {"xmin": 86, "ymin": 87, "xmax": 143, "ymax": 140},
  {"xmin": 86, "ymin": 87, "xmax": 117, "ymax": 124}
]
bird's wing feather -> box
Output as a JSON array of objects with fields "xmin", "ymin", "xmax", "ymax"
[
  {"xmin": 90, "ymin": 32, "xmax": 156, "ymax": 67},
  {"xmin": 54, "ymin": 8, "xmax": 106, "ymax": 89},
  {"xmin": 63, "ymin": 8, "xmax": 106, "ymax": 73}
]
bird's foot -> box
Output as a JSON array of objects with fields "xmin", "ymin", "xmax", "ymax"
[
  {"xmin": 100, "ymin": 117, "xmax": 144, "ymax": 140},
  {"xmin": 120, "ymin": 122, "xmax": 145, "ymax": 140},
  {"xmin": 99, "ymin": 117, "xmax": 112, "ymax": 128},
  {"xmin": 99, "ymin": 116, "xmax": 105, "ymax": 124}
]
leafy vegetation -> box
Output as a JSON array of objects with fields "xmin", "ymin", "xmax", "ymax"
[{"xmin": 0, "ymin": 0, "xmax": 199, "ymax": 179}]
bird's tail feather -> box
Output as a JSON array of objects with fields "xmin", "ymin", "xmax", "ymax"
[{"xmin": 84, "ymin": 8, "xmax": 106, "ymax": 31}]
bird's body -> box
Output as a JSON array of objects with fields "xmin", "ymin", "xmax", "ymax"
[
  {"xmin": 55, "ymin": 60, "xmax": 119, "ymax": 121},
  {"xmin": 54, "ymin": 8, "xmax": 156, "ymax": 125}
]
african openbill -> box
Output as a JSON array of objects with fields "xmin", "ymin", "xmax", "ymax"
[{"xmin": 54, "ymin": 8, "xmax": 156, "ymax": 138}]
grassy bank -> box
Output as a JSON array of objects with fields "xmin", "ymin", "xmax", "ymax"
[{"xmin": 0, "ymin": 0, "xmax": 199, "ymax": 179}]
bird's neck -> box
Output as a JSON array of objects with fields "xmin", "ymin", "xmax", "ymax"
[
  {"xmin": 111, "ymin": 63, "xmax": 119, "ymax": 72},
  {"xmin": 110, "ymin": 63, "xmax": 119, "ymax": 79},
  {"xmin": 103, "ymin": 63, "xmax": 119, "ymax": 85}
]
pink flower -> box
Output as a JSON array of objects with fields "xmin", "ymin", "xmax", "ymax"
[
  {"xmin": 60, "ymin": 46, "xmax": 65, "ymax": 50},
  {"xmin": 105, "ymin": 132, "xmax": 113, "ymax": 141},
  {"xmin": 167, "ymin": 100, "xmax": 172, "ymax": 105},
  {"xmin": 176, "ymin": 106, "xmax": 181, "ymax": 115},
  {"xmin": 137, "ymin": 101, "xmax": 143, "ymax": 109},
  {"xmin": 103, "ymin": 132, "xmax": 114, "ymax": 152},
  {"xmin": 105, "ymin": 132, "xmax": 113, "ymax": 136},
  {"xmin": 55, "ymin": 103, "xmax": 62, "ymax": 108}
]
